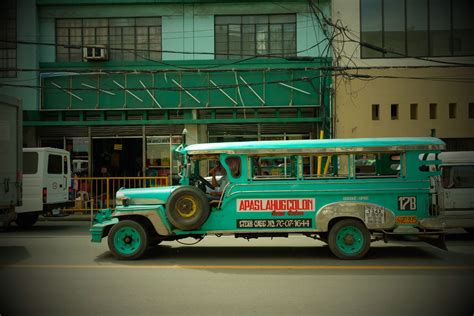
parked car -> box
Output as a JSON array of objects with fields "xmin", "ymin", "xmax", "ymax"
[
  {"xmin": 15, "ymin": 148, "xmax": 74, "ymax": 227},
  {"xmin": 437, "ymin": 151, "xmax": 474, "ymax": 233}
]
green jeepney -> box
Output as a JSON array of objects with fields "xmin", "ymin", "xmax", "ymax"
[{"xmin": 91, "ymin": 137, "xmax": 447, "ymax": 260}]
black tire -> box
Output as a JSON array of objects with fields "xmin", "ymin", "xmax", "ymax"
[
  {"xmin": 318, "ymin": 232, "xmax": 328, "ymax": 244},
  {"xmin": 166, "ymin": 186, "xmax": 210, "ymax": 231},
  {"xmin": 16, "ymin": 212, "xmax": 39, "ymax": 228},
  {"xmin": 107, "ymin": 220, "xmax": 149, "ymax": 260},
  {"xmin": 328, "ymin": 219, "xmax": 371, "ymax": 260}
]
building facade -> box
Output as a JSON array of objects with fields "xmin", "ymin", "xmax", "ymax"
[
  {"xmin": 332, "ymin": 0, "xmax": 474, "ymax": 150},
  {"xmin": 0, "ymin": 0, "xmax": 332, "ymax": 181}
]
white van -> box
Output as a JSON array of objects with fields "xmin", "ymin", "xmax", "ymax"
[
  {"xmin": 15, "ymin": 148, "xmax": 73, "ymax": 227},
  {"xmin": 437, "ymin": 151, "xmax": 474, "ymax": 233},
  {"xmin": 72, "ymin": 159, "xmax": 88, "ymax": 175}
]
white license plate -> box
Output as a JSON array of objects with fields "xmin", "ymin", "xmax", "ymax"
[{"xmin": 364, "ymin": 206, "xmax": 385, "ymax": 225}]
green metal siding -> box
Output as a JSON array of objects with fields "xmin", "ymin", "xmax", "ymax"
[
  {"xmin": 20, "ymin": 0, "xmax": 333, "ymax": 132},
  {"xmin": 40, "ymin": 58, "xmax": 331, "ymax": 110}
]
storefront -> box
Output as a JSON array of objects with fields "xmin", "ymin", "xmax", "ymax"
[{"xmin": 33, "ymin": 124, "xmax": 314, "ymax": 183}]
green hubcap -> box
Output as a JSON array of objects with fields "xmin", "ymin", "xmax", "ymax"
[
  {"xmin": 114, "ymin": 227, "xmax": 141, "ymax": 255},
  {"xmin": 335, "ymin": 226, "xmax": 364, "ymax": 255}
]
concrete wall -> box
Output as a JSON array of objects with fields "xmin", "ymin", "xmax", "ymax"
[
  {"xmin": 331, "ymin": 0, "xmax": 474, "ymax": 67},
  {"xmin": 331, "ymin": 0, "xmax": 474, "ymax": 142},
  {"xmin": 334, "ymin": 68, "xmax": 474, "ymax": 139}
]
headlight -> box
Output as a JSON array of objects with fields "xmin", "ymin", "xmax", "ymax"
[{"xmin": 115, "ymin": 191, "xmax": 129, "ymax": 206}]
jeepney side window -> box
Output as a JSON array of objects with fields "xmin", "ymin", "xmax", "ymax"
[
  {"xmin": 225, "ymin": 156, "xmax": 241, "ymax": 178},
  {"xmin": 355, "ymin": 153, "xmax": 400, "ymax": 178},
  {"xmin": 302, "ymin": 154, "xmax": 349, "ymax": 178},
  {"xmin": 251, "ymin": 156, "xmax": 297, "ymax": 179}
]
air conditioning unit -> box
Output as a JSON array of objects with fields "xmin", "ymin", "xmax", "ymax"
[{"xmin": 83, "ymin": 45, "xmax": 108, "ymax": 61}]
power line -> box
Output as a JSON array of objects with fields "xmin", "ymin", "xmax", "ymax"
[
  {"xmin": 0, "ymin": 37, "xmax": 331, "ymax": 71},
  {"xmin": 306, "ymin": 0, "xmax": 474, "ymax": 68},
  {"xmin": 0, "ymin": 73, "xmax": 327, "ymax": 92},
  {"xmin": 2, "ymin": 63, "xmax": 472, "ymax": 75}
]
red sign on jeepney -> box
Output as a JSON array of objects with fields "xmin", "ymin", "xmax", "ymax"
[{"xmin": 237, "ymin": 198, "xmax": 315, "ymax": 214}]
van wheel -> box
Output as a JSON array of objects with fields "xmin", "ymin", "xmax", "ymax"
[
  {"xmin": 166, "ymin": 186, "xmax": 210, "ymax": 231},
  {"xmin": 328, "ymin": 219, "xmax": 370, "ymax": 260},
  {"xmin": 108, "ymin": 220, "xmax": 148, "ymax": 260},
  {"xmin": 16, "ymin": 212, "xmax": 39, "ymax": 228}
]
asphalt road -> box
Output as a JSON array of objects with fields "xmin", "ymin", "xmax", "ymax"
[{"xmin": 1, "ymin": 218, "xmax": 474, "ymax": 316}]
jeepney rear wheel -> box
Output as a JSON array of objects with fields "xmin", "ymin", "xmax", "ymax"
[
  {"xmin": 166, "ymin": 186, "xmax": 210, "ymax": 231},
  {"xmin": 328, "ymin": 219, "xmax": 370, "ymax": 260},
  {"xmin": 15, "ymin": 212, "xmax": 39, "ymax": 228},
  {"xmin": 108, "ymin": 220, "xmax": 149, "ymax": 260}
]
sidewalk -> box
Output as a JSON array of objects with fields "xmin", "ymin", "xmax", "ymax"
[{"xmin": 39, "ymin": 214, "xmax": 92, "ymax": 222}]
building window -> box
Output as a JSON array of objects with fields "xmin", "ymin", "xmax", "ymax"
[
  {"xmin": 390, "ymin": 104, "xmax": 398, "ymax": 120},
  {"xmin": 469, "ymin": 103, "xmax": 474, "ymax": 119},
  {"xmin": 372, "ymin": 104, "xmax": 380, "ymax": 120},
  {"xmin": 449, "ymin": 103, "xmax": 457, "ymax": 119},
  {"xmin": 0, "ymin": 0, "xmax": 16, "ymax": 78},
  {"xmin": 56, "ymin": 17, "xmax": 162, "ymax": 62},
  {"xmin": 215, "ymin": 14, "xmax": 296, "ymax": 59},
  {"xmin": 360, "ymin": 0, "xmax": 474, "ymax": 58},
  {"xmin": 429, "ymin": 103, "xmax": 437, "ymax": 119},
  {"xmin": 410, "ymin": 103, "xmax": 418, "ymax": 120}
]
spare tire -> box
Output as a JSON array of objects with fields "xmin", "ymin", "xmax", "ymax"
[{"xmin": 165, "ymin": 186, "xmax": 210, "ymax": 231}]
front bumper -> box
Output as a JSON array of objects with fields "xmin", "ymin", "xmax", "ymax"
[
  {"xmin": 418, "ymin": 217, "xmax": 446, "ymax": 230},
  {"xmin": 90, "ymin": 218, "xmax": 118, "ymax": 243},
  {"xmin": 90, "ymin": 208, "xmax": 118, "ymax": 243}
]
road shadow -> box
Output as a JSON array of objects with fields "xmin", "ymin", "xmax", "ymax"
[
  {"xmin": 445, "ymin": 232, "xmax": 474, "ymax": 241},
  {"xmin": 94, "ymin": 242, "xmax": 455, "ymax": 267},
  {"xmin": 3, "ymin": 224, "xmax": 84, "ymax": 233},
  {"xmin": 0, "ymin": 246, "xmax": 31, "ymax": 267},
  {"xmin": 1, "ymin": 221, "xmax": 91, "ymax": 236}
]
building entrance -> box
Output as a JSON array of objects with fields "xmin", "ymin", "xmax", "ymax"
[{"xmin": 92, "ymin": 138, "xmax": 142, "ymax": 177}]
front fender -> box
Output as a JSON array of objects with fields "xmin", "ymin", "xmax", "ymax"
[
  {"xmin": 316, "ymin": 202, "xmax": 396, "ymax": 232},
  {"xmin": 113, "ymin": 205, "xmax": 172, "ymax": 236}
]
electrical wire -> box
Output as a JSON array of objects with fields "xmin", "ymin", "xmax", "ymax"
[
  {"xmin": 0, "ymin": 73, "xmax": 327, "ymax": 92},
  {"xmin": 1, "ymin": 3, "xmax": 473, "ymax": 84}
]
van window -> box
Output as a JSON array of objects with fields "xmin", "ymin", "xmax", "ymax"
[
  {"xmin": 442, "ymin": 165, "xmax": 474, "ymax": 188},
  {"xmin": 23, "ymin": 152, "xmax": 38, "ymax": 174},
  {"xmin": 64, "ymin": 156, "xmax": 68, "ymax": 174},
  {"xmin": 48, "ymin": 154, "xmax": 63, "ymax": 174}
]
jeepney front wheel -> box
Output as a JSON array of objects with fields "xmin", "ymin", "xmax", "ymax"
[
  {"xmin": 108, "ymin": 220, "xmax": 149, "ymax": 260},
  {"xmin": 166, "ymin": 186, "xmax": 210, "ymax": 231},
  {"xmin": 328, "ymin": 219, "xmax": 370, "ymax": 260}
]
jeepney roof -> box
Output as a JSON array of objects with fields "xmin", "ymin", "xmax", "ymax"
[{"xmin": 181, "ymin": 137, "xmax": 445, "ymax": 155}]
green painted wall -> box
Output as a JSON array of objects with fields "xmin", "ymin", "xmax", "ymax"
[
  {"xmin": 2, "ymin": 0, "xmax": 331, "ymax": 114},
  {"xmin": 0, "ymin": 0, "xmax": 39, "ymax": 111},
  {"xmin": 38, "ymin": 1, "xmax": 330, "ymax": 62}
]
